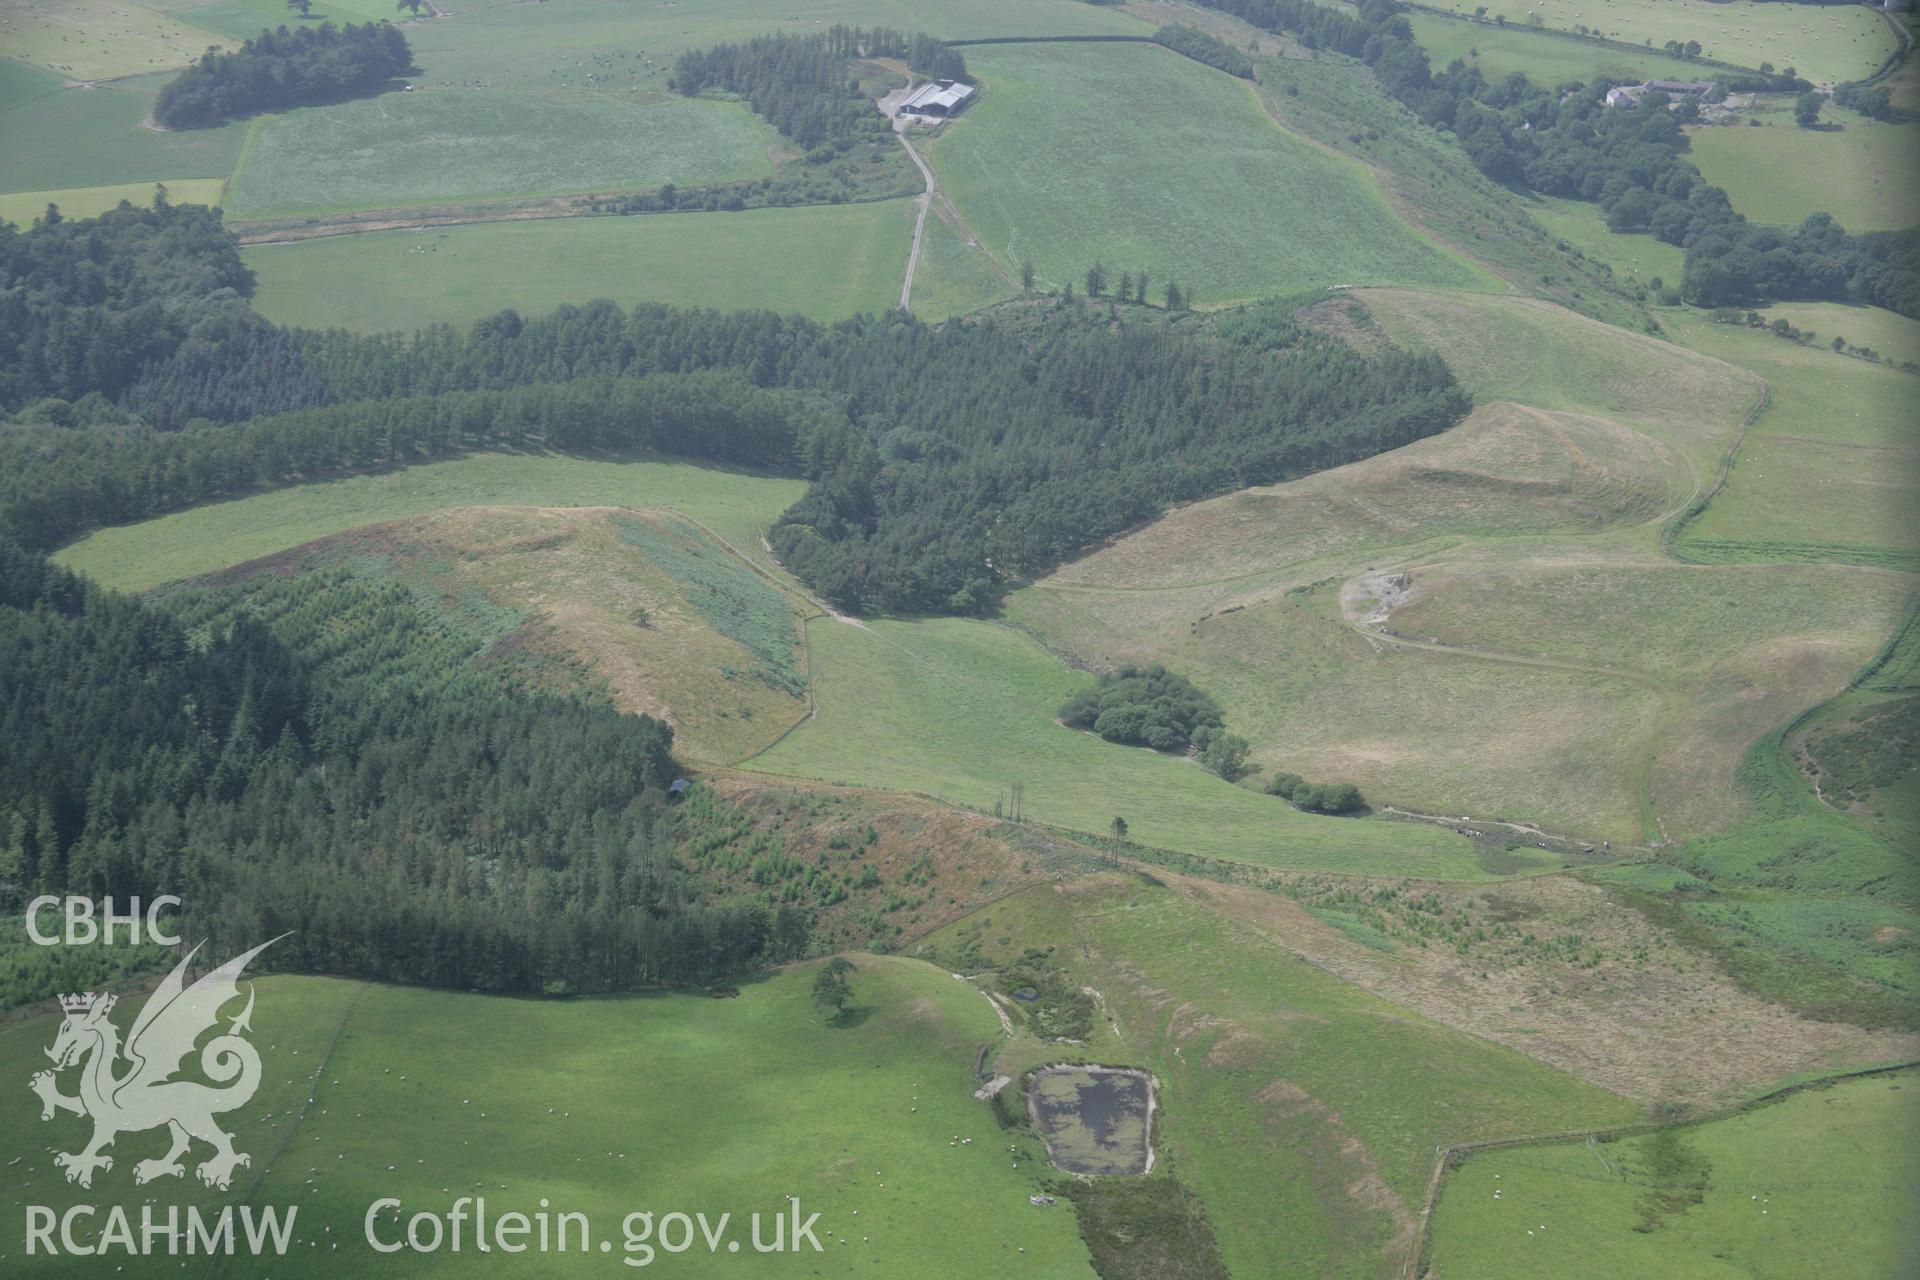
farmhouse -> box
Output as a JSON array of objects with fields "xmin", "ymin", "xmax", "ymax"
[
  {"xmin": 900, "ymin": 80, "xmax": 975, "ymax": 119},
  {"xmin": 1606, "ymin": 80, "xmax": 1717, "ymax": 108}
]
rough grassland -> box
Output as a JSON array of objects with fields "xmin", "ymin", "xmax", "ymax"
[
  {"xmin": 930, "ymin": 43, "xmax": 1492, "ymax": 306},
  {"xmin": 748, "ymin": 615, "xmax": 1490, "ymax": 878},
  {"xmin": 918, "ymin": 878, "xmax": 1640, "ymax": 1278},
  {"xmin": 1689, "ymin": 117, "xmax": 1920, "ymax": 233},
  {"xmin": 0, "ymin": 176, "xmax": 222, "ymax": 224},
  {"xmin": 1007, "ymin": 291, "xmax": 1902, "ymax": 844},
  {"xmin": 0, "ymin": 0, "xmax": 221, "ymax": 80},
  {"xmin": 1663, "ymin": 308, "xmax": 1920, "ymax": 564},
  {"xmin": 0, "ymin": 960, "xmax": 1098, "ymax": 1277},
  {"xmin": 1419, "ymin": 0, "xmax": 1897, "ymax": 85},
  {"xmin": 1427, "ymin": 1072, "xmax": 1920, "ymax": 1279},
  {"xmin": 225, "ymin": 94, "xmax": 773, "ymax": 217},
  {"xmin": 243, "ymin": 201, "xmax": 914, "ymax": 333},
  {"xmin": 52, "ymin": 452, "xmax": 807, "ymax": 592},
  {"xmin": 0, "ymin": 80, "xmax": 249, "ymax": 194}
]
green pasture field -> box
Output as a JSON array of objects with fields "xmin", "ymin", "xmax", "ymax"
[
  {"xmin": 51, "ymin": 451, "xmax": 808, "ymax": 591},
  {"xmin": 1415, "ymin": 0, "xmax": 1897, "ymax": 85},
  {"xmin": 1427, "ymin": 1071, "xmax": 1920, "ymax": 1279},
  {"xmin": 919, "ymin": 878, "xmax": 1642, "ymax": 1278},
  {"xmin": 391, "ymin": 0, "xmax": 1149, "ymax": 99},
  {"xmin": 1524, "ymin": 193, "xmax": 1684, "ymax": 285},
  {"xmin": 243, "ymin": 200, "xmax": 913, "ymax": 333},
  {"xmin": 0, "ymin": 78, "xmax": 248, "ymax": 194},
  {"xmin": 747, "ymin": 614, "xmax": 1493, "ymax": 878},
  {"xmin": 0, "ymin": 959, "xmax": 1099, "ymax": 1277},
  {"xmin": 1689, "ymin": 117, "xmax": 1920, "ymax": 233},
  {"xmin": 1408, "ymin": 13, "xmax": 1723, "ymax": 86},
  {"xmin": 0, "ymin": 0, "xmax": 221, "ymax": 80},
  {"xmin": 0, "ymin": 53, "xmax": 65, "ymax": 109},
  {"xmin": 169, "ymin": 0, "xmax": 412, "ymax": 43},
  {"xmin": 929, "ymin": 42, "xmax": 1494, "ymax": 306},
  {"xmin": 1662, "ymin": 308, "xmax": 1920, "ymax": 565},
  {"xmin": 0, "ymin": 176, "xmax": 222, "ymax": 224},
  {"xmin": 225, "ymin": 93, "xmax": 772, "ymax": 217},
  {"xmin": 1741, "ymin": 300, "xmax": 1920, "ymax": 369},
  {"xmin": 906, "ymin": 204, "xmax": 1017, "ymax": 321}
]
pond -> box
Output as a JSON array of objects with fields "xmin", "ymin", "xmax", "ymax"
[{"xmin": 1026, "ymin": 1065, "xmax": 1156, "ymax": 1176}]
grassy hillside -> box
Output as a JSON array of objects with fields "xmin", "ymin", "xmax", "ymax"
[
  {"xmin": 1427, "ymin": 1071, "xmax": 1920, "ymax": 1279},
  {"xmin": 918, "ymin": 877, "xmax": 1641, "ymax": 1278},
  {"xmin": 749, "ymin": 614, "xmax": 1494, "ymax": 878},
  {"xmin": 930, "ymin": 42, "xmax": 1493, "ymax": 306},
  {"xmin": 191, "ymin": 507, "xmax": 814, "ymax": 763},
  {"xmin": 1007, "ymin": 291, "xmax": 1862, "ymax": 845},
  {"xmin": 225, "ymin": 95, "xmax": 773, "ymax": 217},
  {"xmin": 0, "ymin": 960, "xmax": 1098, "ymax": 1277},
  {"xmin": 244, "ymin": 202, "xmax": 915, "ymax": 332},
  {"xmin": 52, "ymin": 452, "xmax": 807, "ymax": 592}
]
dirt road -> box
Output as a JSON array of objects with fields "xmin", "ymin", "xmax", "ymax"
[{"xmin": 877, "ymin": 86, "xmax": 937, "ymax": 311}]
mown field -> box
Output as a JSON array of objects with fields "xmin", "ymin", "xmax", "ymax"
[
  {"xmin": 917, "ymin": 877, "xmax": 1642, "ymax": 1278},
  {"xmin": 1689, "ymin": 116, "xmax": 1920, "ymax": 234},
  {"xmin": 0, "ymin": 70, "xmax": 249, "ymax": 195},
  {"xmin": 0, "ymin": 0, "xmax": 221, "ymax": 80},
  {"xmin": 0, "ymin": 959, "xmax": 1098, "ymax": 1277},
  {"xmin": 243, "ymin": 200, "xmax": 914, "ymax": 332},
  {"xmin": 1414, "ymin": 0, "xmax": 1897, "ymax": 84},
  {"xmin": 1426, "ymin": 1071, "xmax": 1920, "ymax": 1279},
  {"xmin": 749, "ymin": 614, "xmax": 1495, "ymax": 878},
  {"xmin": 0, "ymin": 176, "xmax": 222, "ymax": 224},
  {"xmin": 930, "ymin": 42, "xmax": 1493, "ymax": 306},
  {"xmin": 52, "ymin": 451, "xmax": 807, "ymax": 591},
  {"xmin": 225, "ymin": 94, "xmax": 774, "ymax": 217}
]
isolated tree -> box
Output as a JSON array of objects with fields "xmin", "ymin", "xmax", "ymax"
[
  {"xmin": 1794, "ymin": 91, "xmax": 1822, "ymax": 128},
  {"xmin": 1085, "ymin": 262, "xmax": 1106, "ymax": 297},
  {"xmin": 1118, "ymin": 271, "xmax": 1132, "ymax": 301},
  {"xmin": 1020, "ymin": 260, "xmax": 1035, "ymax": 291},
  {"xmin": 1135, "ymin": 272, "xmax": 1149, "ymax": 305},
  {"xmin": 1110, "ymin": 816, "xmax": 1129, "ymax": 842},
  {"xmin": 286, "ymin": 0, "xmax": 312, "ymax": 16},
  {"xmin": 398, "ymin": 0, "xmax": 427, "ymax": 13},
  {"xmin": 812, "ymin": 957, "xmax": 856, "ymax": 1020},
  {"xmin": 1163, "ymin": 281, "xmax": 1182, "ymax": 311},
  {"xmin": 1832, "ymin": 335, "xmax": 1847, "ymax": 352}
]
